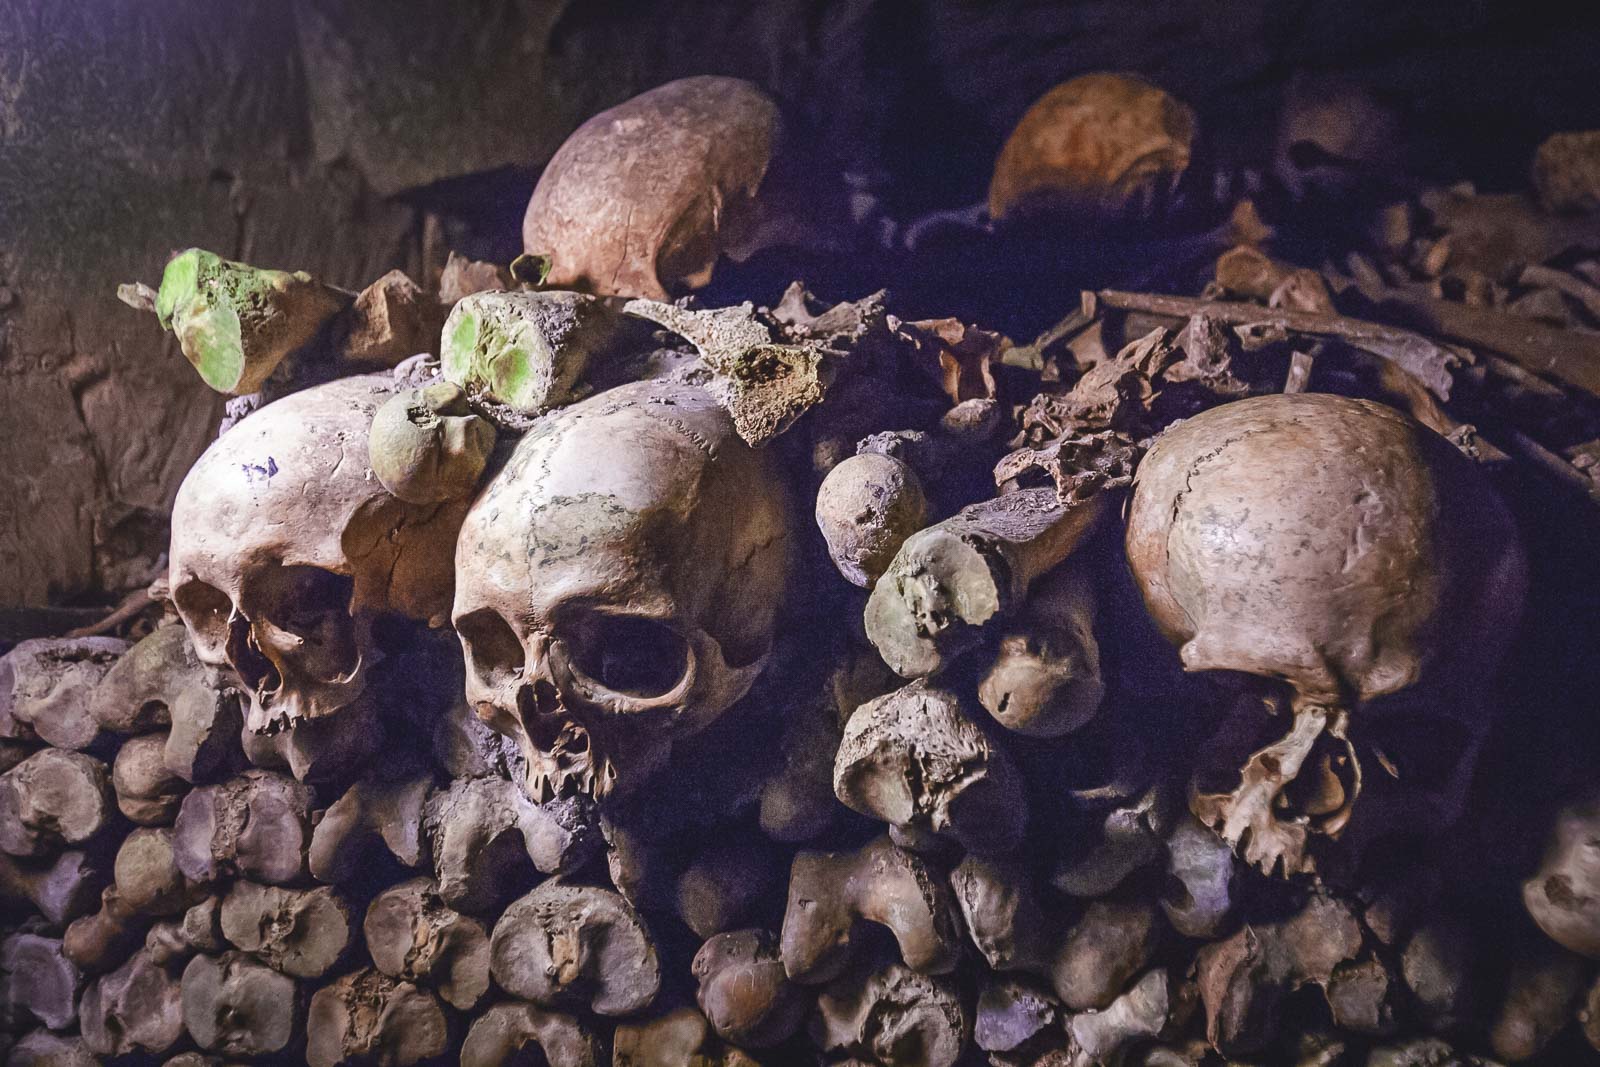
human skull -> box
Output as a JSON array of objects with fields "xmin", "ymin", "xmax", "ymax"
[
  {"xmin": 1125, "ymin": 393, "xmax": 1525, "ymax": 877},
  {"xmin": 169, "ymin": 375, "xmax": 467, "ymax": 736},
  {"xmin": 453, "ymin": 379, "xmax": 793, "ymax": 803}
]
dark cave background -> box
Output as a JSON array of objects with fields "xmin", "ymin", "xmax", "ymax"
[{"xmin": 2, "ymin": 0, "xmax": 1599, "ymax": 612}]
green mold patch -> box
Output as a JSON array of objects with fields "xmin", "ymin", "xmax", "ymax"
[
  {"xmin": 440, "ymin": 290, "xmax": 616, "ymax": 424},
  {"xmin": 155, "ymin": 248, "xmax": 347, "ymax": 394}
]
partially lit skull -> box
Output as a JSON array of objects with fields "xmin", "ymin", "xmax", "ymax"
[
  {"xmin": 169, "ymin": 375, "xmax": 467, "ymax": 736},
  {"xmin": 453, "ymin": 379, "xmax": 793, "ymax": 803},
  {"xmin": 1126, "ymin": 394, "xmax": 1525, "ymax": 877}
]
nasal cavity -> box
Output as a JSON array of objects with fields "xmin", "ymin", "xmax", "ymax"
[{"xmin": 226, "ymin": 616, "xmax": 280, "ymax": 695}]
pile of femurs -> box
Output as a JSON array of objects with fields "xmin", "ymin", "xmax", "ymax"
[{"xmin": 9, "ymin": 75, "xmax": 1600, "ymax": 1067}]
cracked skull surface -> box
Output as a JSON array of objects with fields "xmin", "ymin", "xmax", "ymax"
[
  {"xmin": 168, "ymin": 374, "xmax": 468, "ymax": 736},
  {"xmin": 1124, "ymin": 393, "xmax": 1525, "ymax": 876},
  {"xmin": 452, "ymin": 379, "xmax": 793, "ymax": 803}
]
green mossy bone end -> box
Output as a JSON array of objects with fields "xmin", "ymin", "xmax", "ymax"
[
  {"xmin": 439, "ymin": 289, "xmax": 616, "ymax": 418},
  {"xmin": 155, "ymin": 248, "xmax": 348, "ymax": 394}
]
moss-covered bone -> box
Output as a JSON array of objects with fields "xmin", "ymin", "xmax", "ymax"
[
  {"xmin": 155, "ymin": 249, "xmax": 348, "ymax": 394},
  {"xmin": 440, "ymin": 289, "xmax": 617, "ymax": 420},
  {"xmin": 368, "ymin": 383, "xmax": 498, "ymax": 504}
]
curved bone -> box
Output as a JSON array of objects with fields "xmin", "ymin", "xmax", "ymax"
[
  {"xmin": 219, "ymin": 882, "xmax": 351, "ymax": 978},
  {"xmin": 180, "ymin": 951, "xmax": 303, "ymax": 1058},
  {"xmin": 462, "ymin": 1001, "xmax": 600, "ymax": 1067},
  {"xmin": 308, "ymin": 775, "xmax": 430, "ymax": 884},
  {"xmin": 365, "ymin": 877, "xmax": 490, "ymax": 1011},
  {"xmin": 306, "ymin": 968, "xmax": 450, "ymax": 1067},
  {"xmin": 489, "ymin": 880, "xmax": 660, "ymax": 1016},
  {"xmin": 694, "ymin": 929, "xmax": 810, "ymax": 1047},
  {"xmin": 0, "ymin": 749, "xmax": 114, "ymax": 857},
  {"xmin": 113, "ymin": 733, "xmax": 188, "ymax": 825},
  {"xmin": 0, "ymin": 637, "xmax": 127, "ymax": 751},
  {"xmin": 79, "ymin": 946, "xmax": 184, "ymax": 1057}
]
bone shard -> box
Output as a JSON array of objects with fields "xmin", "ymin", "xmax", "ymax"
[
  {"xmin": 780, "ymin": 834, "xmax": 963, "ymax": 984},
  {"xmin": 219, "ymin": 881, "xmax": 351, "ymax": 978},
  {"xmin": 364, "ymin": 877, "xmax": 490, "ymax": 1011},
  {"xmin": 1, "ymin": 637, "xmax": 127, "ymax": 751},
  {"xmin": 489, "ymin": 879, "xmax": 661, "ymax": 1016},
  {"xmin": 306, "ymin": 968, "xmax": 450, "ymax": 1067},
  {"xmin": 0, "ymin": 749, "xmax": 114, "ymax": 857},
  {"xmin": 461, "ymin": 1001, "xmax": 601, "ymax": 1067},
  {"xmin": 154, "ymin": 248, "xmax": 348, "ymax": 394},
  {"xmin": 172, "ymin": 769, "xmax": 312, "ymax": 885},
  {"xmin": 866, "ymin": 488, "xmax": 1105, "ymax": 677},
  {"xmin": 112, "ymin": 733, "xmax": 188, "ymax": 825},
  {"xmin": 811, "ymin": 959, "xmax": 969, "ymax": 1067},
  {"xmin": 181, "ymin": 950, "xmax": 303, "ymax": 1057},
  {"xmin": 834, "ymin": 680, "xmax": 1026, "ymax": 856},
  {"xmin": 309, "ymin": 775, "xmax": 431, "ymax": 884}
]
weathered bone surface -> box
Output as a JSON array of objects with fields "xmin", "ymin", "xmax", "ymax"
[
  {"xmin": 423, "ymin": 776, "xmax": 599, "ymax": 914},
  {"xmin": 489, "ymin": 880, "xmax": 661, "ymax": 1016},
  {"xmin": 309, "ymin": 775, "xmax": 431, "ymax": 884},
  {"xmin": 454, "ymin": 378, "xmax": 792, "ymax": 805},
  {"xmin": 977, "ymin": 564, "xmax": 1104, "ymax": 737},
  {"xmin": 364, "ymin": 876, "xmax": 491, "ymax": 1011},
  {"xmin": 815, "ymin": 452, "xmax": 930, "ymax": 588},
  {"xmin": 368, "ymin": 381, "xmax": 498, "ymax": 503},
  {"xmin": 866, "ymin": 489, "xmax": 1105, "ymax": 677},
  {"xmin": 1052, "ymin": 900, "xmax": 1161, "ymax": 1011},
  {"xmin": 169, "ymin": 374, "xmax": 469, "ymax": 735},
  {"xmin": 440, "ymin": 290, "xmax": 621, "ymax": 424},
  {"xmin": 950, "ymin": 854, "xmax": 1056, "ymax": 974},
  {"xmin": 1126, "ymin": 393, "xmax": 1526, "ymax": 876},
  {"xmin": 0, "ymin": 749, "xmax": 113, "ymax": 856},
  {"xmin": 306, "ymin": 968, "xmax": 450, "ymax": 1067},
  {"xmin": 610, "ymin": 1005, "xmax": 752, "ymax": 1067},
  {"xmin": 780, "ymin": 834, "xmax": 963, "ymax": 984},
  {"xmin": 163, "ymin": 678, "xmax": 247, "ymax": 786},
  {"xmin": 180, "ymin": 950, "xmax": 303, "ymax": 1057},
  {"xmin": 811, "ymin": 959, "xmax": 968, "ymax": 1067},
  {"xmin": 523, "ymin": 76, "xmax": 781, "ymax": 300},
  {"xmin": 336, "ymin": 268, "xmax": 443, "ymax": 368},
  {"xmin": 87, "ymin": 624, "xmax": 199, "ymax": 735},
  {"xmin": 6, "ymin": 1030, "xmax": 97, "ymax": 1066},
  {"xmin": 0, "ymin": 637, "xmax": 127, "ymax": 751},
  {"xmin": 835, "ymin": 680, "xmax": 1026, "ymax": 855},
  {"xmin": 989, "ymin": 72, "xmax": 1197, "ymax": 223},
  {"xmin": 461, "ymin": 1001, "xmax": 600, "ymax": 1067},
  {"xmin": 1161, "ymin": 815, "xmax": 1239, "ymax": 939},
  {"xmin": 974, "ymin": 974, "xmax": 1057, "ymax": 1055},
  {"xmin": 0, "ymin": 933, "xmax": 82, "ymax": 1032},
  {"xmin": 112, "ymin": 733, "xmax": 188, "ymax": 825},
  {"xmin": 1523, "ymin": 792, "xmax": 1600, "ymax": 958},
  {"xmin": 79, "ymin": 946, "xmax": 185, "ymax": 1057},
  {"xmin": 172, "ymin": 770, "xmax": 312, "ymax": 885},
  {"xmin": 219, "ymin": 881, "xmax": 351, "ymax": 978},
  {"xmin": 693, "ymin": 929, "xmax": 810, "ymax": 1047},
  {"xmin": 113, "ymin": 827, "xmax": 189, "ymax": 917}
]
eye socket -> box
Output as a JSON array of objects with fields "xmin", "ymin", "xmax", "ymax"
[
  {"xmin": 456, "ymin": 609, "xmax": 526, "ymax": 685},
  {"xmin": 267, "ymin": 566, "xmax": 355, "ymax": 634},
  {"xmin": 562, "ymin": 613, "xmax": 690, "ymax": 700},
  {"xmin": 173, "ymin": 579, "xmax": 233, "ymax": 657}
]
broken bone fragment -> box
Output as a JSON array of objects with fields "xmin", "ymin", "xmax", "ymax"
[
  {"xmin": 79, "ymin": 946, "xmax": 185, "ymax": 1058},
  {"xmin": 976, "ymin": 563, "xmax": 1104, "ymax": 737},
  {"xmin": 949, "ymin": 854, "xmax": 1056, "ymax": 974},
  {"xmin": 368, "ymin": 382, "xmax": 497, "ymax": 504},
  {"xmin": 86, "ymin": 623, "xmax": 198, "ymax": 736},
  {"xmin": 815, "ymin": 452, "xmax": 929, "ymax": 588},
  {"xmin": 692, "ymin": 929, "xmax": 810, "ymax": 1047},
  {"xmin": 0, "ymin": 933, "xmax": 83, "ymax": 1032},
  {"xmin": 834, "ymin": 679, "xmax": 1026, "ymax": 855},
  {"xmin": 1, "ymin": 636, "xmax": 128, "ymax": 751},
  {"xmin": 525, "ymin": 75, "xmax": 782, "ymax": 300},
  {"xmin": 440, "ymin": 289, "xmax": 620, "ymax": 423},
  {"xmin": 364, "ymin": 876, "xmax": 491, "ymax": 1011},
  {"xmin": 989, "ymin": 72, "xmax": 1197, "ymax": 224},
  {"xmin": 489, "ymin": 879, "xmax": 661, "ymax": 1016},
  {"xmin": 154, "ymin": 248, "xmax": 349, "ymax": 394},
  {"xmin": 780, "ymin": 833, "xmax": 964, "ymax": 984},
  {"xmin": 624, "ymin": 297, "xmax": 829, "ymax": 446},
  {"xmin": 306, "ymin": 968, "xmax": 451, "ymax": 1067},
  {"xmin": 336, "ymin": 268, "xmax": 444, "ymax": 367},
  {"xmin": 1126, "ymin": 393, "xmax": 1526, "ymax": 876},
  {"xmin": 866, "ymin": 488, "xmax": 1105, "ymax": 677},
  {"xmin": 172, "ymin": 769, "xmax": 313, "ymax": 885},
  {"xmin": 308, "ymin": 774, "xmax": 431, "ymax": 884}
]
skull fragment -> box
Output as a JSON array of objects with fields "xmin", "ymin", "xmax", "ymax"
[
  {"xmin": 453, "ymin": 379, "xmax": 793, "ymax": 803},
  {"xmin": 1125, "ymin": 393, "xmax": 1525, "ymax": 876},
  {"xmin": 169, "ymin": 375, "xmax": 468, "ymax": 736}
]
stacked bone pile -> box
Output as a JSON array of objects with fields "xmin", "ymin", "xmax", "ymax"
[{"xmin": 8, "ymin": 74, "xmax": 1600, "ymax": 1067}]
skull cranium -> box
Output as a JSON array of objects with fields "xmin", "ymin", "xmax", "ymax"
[
  {"xmin": 169, "ymin": 375, "xmax": 467, "ymax": 737},
  {"xmin": 452, "ymin": 379, "xmax": 793, "ymax": 803}
]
